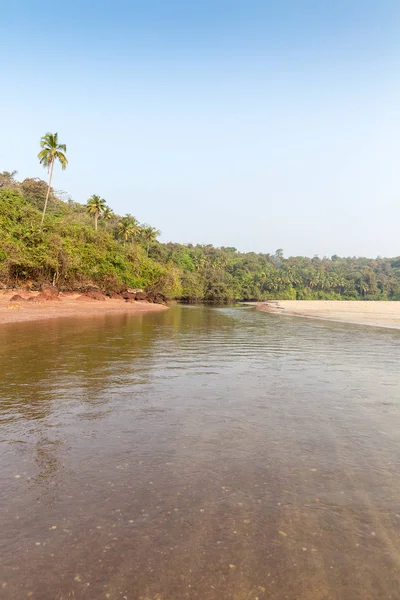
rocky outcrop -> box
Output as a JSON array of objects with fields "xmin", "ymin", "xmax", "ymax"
[{"xmin": 6, "ymin": 285, "xmax": 168, "ymax": 306}]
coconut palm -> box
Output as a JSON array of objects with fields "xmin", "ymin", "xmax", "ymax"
[
  {"xmin": 118, "ymin": 217, "xmax": 137, "ymax": 245},
  {"xmin": 125, "ymin": 214, "xmax": 140, "ymax": 232},
  {"xmin": 102, "ymin": 206, "xmax": 114, "ymax": 222},
  {"xmin": 86, "ymin": 195, "xmax": 106, "ymax": 230},
  {"xmin": 37, "ymin": 133, "xmax": 67, "ymax": 225},
  {"xmin": 141, "ymin": 225, "xmax": 160, "ymax": 257}
]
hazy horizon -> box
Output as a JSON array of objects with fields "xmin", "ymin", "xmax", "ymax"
[{"xmin": 1, "ymin": 1, "xmax": 399, "ymax": 257}]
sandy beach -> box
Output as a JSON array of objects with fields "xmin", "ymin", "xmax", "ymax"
[
  {"xmin": 0, "ymin": 290, "xmax": 168, "ymax": 325},
  {"xmin": 257, "ymin": 300, "xmax": 400, "ymax": 329}
]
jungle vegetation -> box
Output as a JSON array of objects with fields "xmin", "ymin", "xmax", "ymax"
[{"xmin": 1, "ymin": 169, "xmax": 400, "ymax": 302}]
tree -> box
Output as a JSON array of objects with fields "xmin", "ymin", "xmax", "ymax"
[
  {"xmin": 86, "ymin": 194, "xmax": 106, "ymax": 230},
  {"xmin": 102, "ymin": 206, "xmax": 114, "ymax": 221},
  {"xmin": 118, "ymin": 217, "xmax": 137, "ymax": 245},
  {"xmin": 118, "ymin": 214, "xmax": 141, "ymax": 245},
  {"xmin": 141, "ymin": 225, "xmax": 160, "ymax": 257},
  {"xmin": 20, "ymin": 178, "xmax": 49, "ymax": 209},
  {"xmin": 0, "ymin": 170, "xmax": 18, "ymax": 189},
  {"xmin": 37, "ymin": 133, "xmax": 67, "ymax": 225}
]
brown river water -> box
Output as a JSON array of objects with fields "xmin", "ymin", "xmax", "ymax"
[{"xmin": 1, "ymin": 306, "xmax": 400, "ymax": 600}]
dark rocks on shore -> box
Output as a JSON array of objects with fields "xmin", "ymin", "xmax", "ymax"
[
  {"xmin": 41, "ymin": 284, "xmax": 59, "ymax": 297},
  {"xmin": 107, "ymin": 291, "xmax": 124, "ymax": 300},
  {"xmin": 84, "ymin": 287, "xmax": 106, "ymax": 301},
  {"xmin": 118, "ymin": 290, "xmax": 166, "ymax": 304},
  {"xmin": 7, "ymin": 283, "xmax": 168, "ymax": 306},
  {"xmin": 25, "ymin": 284, "xmax": 63, "ymax": 302},
  {"xmin": 147, "ymin": 292, "xmax": 167, "ymax": 305},
  {"xmin": 9, "ymin": 294, "xmax": 26, "ymax": 303}
]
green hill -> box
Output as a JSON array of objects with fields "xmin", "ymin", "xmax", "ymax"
[{"xmin": 1, "ymin": 173, "xmax": 400, "ymax": 302}]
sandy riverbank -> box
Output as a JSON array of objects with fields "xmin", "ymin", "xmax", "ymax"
[
  {"xmin": 257, "ymin": 300, "xmax": 400, "ymax": 329},
  {"xmin": 0, "ymin": 291, "xmax": 168, "ymax": 325}
]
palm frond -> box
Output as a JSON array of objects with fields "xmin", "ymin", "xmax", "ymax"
[
  {"xmin": 38, "ymin": 132, "xmax": 68, "ymax": 171},
  {"xmin": 56, "ymin": 151, "xmax": 68, "ymax": 170}
]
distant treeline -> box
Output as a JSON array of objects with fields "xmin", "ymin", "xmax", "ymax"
[{"xmin": 1, "ymin": 171, "xmax": 400, "ymax": 302}]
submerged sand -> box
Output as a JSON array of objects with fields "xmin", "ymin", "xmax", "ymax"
[
  {"xmin": 0, "ymin": 291, "xmax": 168, "ymax": 325},
  {"xmin": 257, "ymin": 300, "xmax": 400, "ymax": 330}
]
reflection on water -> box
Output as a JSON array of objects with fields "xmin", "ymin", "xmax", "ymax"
[{"xmin": 1, "ymin": 307, "xmax": 400, "ymax": 599}]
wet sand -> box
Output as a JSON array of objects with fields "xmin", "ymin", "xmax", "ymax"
[
  {"xmin": 0, "ymin": 291, "xmax": 168, "ymax": 324},
  {"xmin": 257, "ymin": 300, "xmax": 400, "ymax": 329}
]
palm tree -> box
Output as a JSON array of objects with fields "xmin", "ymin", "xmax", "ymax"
[
  {"xmin": 118, "ymin": 217, "xmax": 137, "ymax": 245},
  {"xmin": 102, "ymin": 206, "xmax": 114, "ymax": 222},
  {"xmin": 86, "ymin": 195, "xmax": 106, "ymax": 230},
  {"xmin": 141, "ymin": 225, "xmax": 160, "ymax": 257},
  {"xmin": 37, "ymin": 133, "xmax": 67, "ymax": 225}
]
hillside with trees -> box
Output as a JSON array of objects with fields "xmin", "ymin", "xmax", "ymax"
[{"xmin": 1, "ymin": 170, "xmax": 400, "ymax": 302}]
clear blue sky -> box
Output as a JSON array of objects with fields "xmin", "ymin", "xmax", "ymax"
[{"xmin": 1, "ymin": 1, "xmax": 399, "ymax": 257}]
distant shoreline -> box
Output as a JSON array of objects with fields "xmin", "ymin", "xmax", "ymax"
[
  {"xmin": 256, "ymin": 300, "xmax": 400, "ymax": 330},
  {"xmin": 0, "ymin": 290, "xmax": 168, "ymax": 326}
]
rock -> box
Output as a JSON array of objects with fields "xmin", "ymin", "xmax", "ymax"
[
  {"xmin": 41, "ymin": 284, "xmax": 59, "ymax": 297},
  {"xmin": 118, "ymin": 289, "xmax": 167, "ymax": 304},
  {"xmin": 108, "ymin": 292, "xmax": 124, "ymax": 300},
  {"xmin": 82, "ymin": 286, "xmax": 106, "ymax": 301},
  {"xmin": 121, "ymin": 291, "xmax": 137, "ymax": 301},
  {"xmin": 84, "ymin": 290, "xmax": 105, "ymax": 301},
  {"xmin": 147, "ymin": 292, "xmax": 167, "ymax": 305},
  {"xmin": 35, "ymin": 292, "xmax": 61, "ymax": 302},
  {"xmin": 9, "ymin": 294, "xmax": 26, "ymax": 303},
  {"xmin": 134, "ymin": 292, "xmax": 148, "ymax": 301}
]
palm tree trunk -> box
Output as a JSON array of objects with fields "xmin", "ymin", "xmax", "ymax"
[
  {"xmin": 147, "ymin": 242, "xmax": 150, "ymax": 257},
  {"xmin": 41, "ymin": 160, "xmax": 54, "ymax": 226},
  {"xmin": 95, "ymin": 215, "xmax": 98, "ymax": 231}
]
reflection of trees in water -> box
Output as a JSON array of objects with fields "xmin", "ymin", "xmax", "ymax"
[
  {"xmin": 0, "ymin": 308, "xmax": 236, "ymax": 423},
  {"xmin": 0, "ymin": 313, "xmax": 154, "ymax": 422}
]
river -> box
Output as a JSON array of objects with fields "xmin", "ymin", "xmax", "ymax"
[{"xmin": 1, "ymin": 306, "xmax": 400, "ymax": 599}]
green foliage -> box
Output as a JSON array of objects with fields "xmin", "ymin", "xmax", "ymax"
[
  {"xmin": 1, "ymin": 176, "xmax": 400, "ymax": 302},
  {"xmin": 86, "ymin": 195, "xmax": 107, "ymax": 230},
  {"xmin": 38, "ymin": 133, "xmax": 68, "ymax": 171}
]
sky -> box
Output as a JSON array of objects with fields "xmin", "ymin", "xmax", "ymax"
[{"xmin": 1, "ymin": 0, "xmax": 400, "ymax": 257}]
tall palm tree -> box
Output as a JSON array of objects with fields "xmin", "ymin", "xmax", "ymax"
[
  {"xmin": 141, "ymin": 225, "xmax": 160, "ymax": 257},
  {"xmin": 37, "ymin": 132, "xmax": 67, "ymax": 225},
  {"xmin": 86, "ymin": 195, "xmax": 106, "ymax": 230}
]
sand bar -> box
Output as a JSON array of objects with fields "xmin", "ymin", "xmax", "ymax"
[
  {"xmin": 0, "ymin": 291, "xmax": 168, "ymax": 325},
  {"xmin": 257, "ymin": 300, "xmax": 400, "ymax": 330}
]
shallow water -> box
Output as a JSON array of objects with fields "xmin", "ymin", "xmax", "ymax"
[{"xmin": 1, "ymin": 306, "xmax": 400, "ymax": 599}]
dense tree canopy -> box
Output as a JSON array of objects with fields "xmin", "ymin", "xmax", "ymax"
[{"xmin": 1, "ymin": 174, "xmax": 400, "ymax": 301}]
